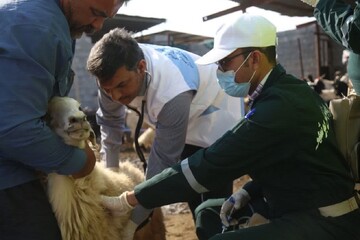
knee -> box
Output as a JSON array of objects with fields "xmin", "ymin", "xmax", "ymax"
[{"xmin": 195, "ymin": 199, "xmax": 225, "ymax": 240}]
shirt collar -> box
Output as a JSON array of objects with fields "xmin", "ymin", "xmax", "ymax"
[
  {"xmin": 248, "ymin": 69, "xmax": 273, "ymax": 108},
  {"xmin": 138, "ymin": 71, "xmax": 151, "ymax": 97}
]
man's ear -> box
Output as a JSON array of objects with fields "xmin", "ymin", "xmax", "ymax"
[
  {"xmin": 137, "ymin": 59, "xmax": 147, "ymax": 73},
  {"xmin": 251, "ymin": 51, "xmax": 262, "ymax": 69},
  {"xmin": 88, "ymin": 129, "xmax": 98, "ymax": 148}
]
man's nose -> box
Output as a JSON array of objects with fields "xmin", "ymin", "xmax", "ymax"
[
  {"xmin": 91, "ymin": 17, "xmax": 105, "ymax": 32},
  {"xmin": 109, "ymin": 89, "xmax": 122, "ymax": 101}
]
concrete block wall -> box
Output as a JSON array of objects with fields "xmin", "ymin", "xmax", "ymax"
[
  {"xmin": 277, "ymin": 22, "xmax": 345, "ymax": 80},
  {"xmin": 69, "ymin": 35, "xmax": 99, "ymax": 113}
]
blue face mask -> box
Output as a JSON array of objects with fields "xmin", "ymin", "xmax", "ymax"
[{"xmin": 216, "ymin": 52, "xmax": 256, "ymax": 97}]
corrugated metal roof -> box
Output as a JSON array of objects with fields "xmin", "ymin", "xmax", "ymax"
[
  {"xmin": 136, "ymin": 30, "xmax": 211, "ymax": 45},
  {"xmin": 231, "ymin": 0, "xmax": 313, "ymax": 16},
  {"xmin": 203, "ymin": 0, "xmax": 314, "ymax": 21},
  {"xmin": 204, "ymin": 0, "xmax": 356, "ymax": 21},
  {"xmin": 89, "ymin": 14, "xmax": 166, "ymax": 43}
]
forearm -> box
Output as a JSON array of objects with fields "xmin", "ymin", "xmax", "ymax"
[
  {"xmin": 145, "ymin": 134, "xmax": 185, "ymax": 178},
  {"xmin": 97, "ymin": 91, "xmax": 126, "ymax": 167},
  {"xmin": 134, "ymin": 166, "xmax": 198, "ymax": 209},
  {"xmin": 99, "ymin": 126, "xmax": 123, "ymax": 167},
  {"xmin": 127, "ymin": 191, "xmax": 138, "ymax": 206},
  {"xmin": 145, "ymin": 91, "xmax": 194, "ymax": 179},
  {"xmin": 242, "ymin": 180, "xmax": 263, "ymax": 199},
  {"xmin": 0, "ymin": 116, "xmax": 89, "ymax": 175},
  {"xmin": 71, "ymin": 142, "xmax": 96, "ymax": 179}
]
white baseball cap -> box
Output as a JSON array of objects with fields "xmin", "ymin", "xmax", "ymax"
[{"xmin": 196, "ymin": 14, "xmax": 277, "ymax": 65}]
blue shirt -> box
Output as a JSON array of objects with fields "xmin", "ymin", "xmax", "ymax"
[{"xmin": 0, "ymin": 0, "xmax": 86, "ymax": 189}]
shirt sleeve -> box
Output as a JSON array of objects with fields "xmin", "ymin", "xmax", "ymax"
[
  {"xmin": 0, "ymin": 21, "xmax": 89, "ymax": 174},
  {"xmin": 145, "ymin": 91, "xmax": 195, "ymax": 179},
  {"xmin": 96, "ymin": 90, "xmax": 127, "ymax": 168},
  {"xmin": 314, "ymin": 0, "xmax": 360, "ymax": 53},
  {"xmin": 242, "ymin": 180, "xmax": 263, "ymax": 200}
]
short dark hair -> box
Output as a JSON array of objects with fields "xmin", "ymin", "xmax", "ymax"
[
  {"xmin": 87, "ymin": 28, "xmax": 144, "ymax": 82},
  {"xmin": 242, "ymin": 46, "xmax": 277, "ymax": 65}
]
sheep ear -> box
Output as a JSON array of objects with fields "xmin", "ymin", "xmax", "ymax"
[{"xmin": 88, "ymin": 129, "xmax": 97, "ymax": 146}]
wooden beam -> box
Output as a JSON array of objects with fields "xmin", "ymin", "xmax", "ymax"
[{"xmin": 202, "ymin": 5, "xmax": 245, "ymax": 22}]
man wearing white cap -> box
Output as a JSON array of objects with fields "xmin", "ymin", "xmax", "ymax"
[{"xmin": 100, "ymin": 14, "xmax": 360, "ymax": 240}]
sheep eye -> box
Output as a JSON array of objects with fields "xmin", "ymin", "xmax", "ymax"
[{"xmin": 69, "ymin": 117, "xmax": 77, "ymax": 124}]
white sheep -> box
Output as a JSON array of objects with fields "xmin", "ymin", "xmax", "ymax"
[
  {"xmin": 125, "ymin": 109, "xmax": 155, "ymax": 150},
  {"xmin": 46, "ymin": 96, "xmax": 146, "ymax": 240},
  {"xmin": 136, "ymin": 127, "xmax": 155, "ymax": 152},
  {"xmin": 125, "ymin": 109, "xmax": 155, "ymax": 152}
]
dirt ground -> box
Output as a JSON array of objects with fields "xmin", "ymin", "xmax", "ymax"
[
  {"xmin": 163, "ymin": 211, "xmax": 197, "ymax": 240},
  {"xmin": 118, "ymin": 147, "xmax": 197, "ymax": 239},
  {"xmin": 119, "ymin": 145, "xmax": 250, "ymax": 240},
  {"xmin": 162, "ymin": 177, "xmax": 250, "ymax": 240}
]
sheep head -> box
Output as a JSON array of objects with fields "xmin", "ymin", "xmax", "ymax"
[{"xmin": 46, "ymin": 96, "xmax": 95, "ymax": 149}]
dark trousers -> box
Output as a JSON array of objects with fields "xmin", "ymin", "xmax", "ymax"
[
  {"xmin": 0, "ymin": 180, "xmax": 62, "ymax": 240},
  {"xmin": 209, "ymin": 209, "xmax": 360, "ymax": 240},
  {"xmin": 181, "ymin": 144, "xmax": 233, "ymax": 220},
  {"xmin": 195, "ymin": 197, "xmax": 269, "ymax": 240}
]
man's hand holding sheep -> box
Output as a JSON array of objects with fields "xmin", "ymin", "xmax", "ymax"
[
  {"xmin": 101, "ymin": 191, "xmax": 134, "ymax": 216},
  {"xmin": 101, "ymin": 191, "xmax": 138, "ymax": 240}
]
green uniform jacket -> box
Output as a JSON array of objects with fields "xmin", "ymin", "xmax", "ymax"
[
  {"xmin": 314, "ymin": 0, "xmax": 360, "ymax": 93},
  {"xmin": 135, "ymin": 64, "xmax": 354, "ymax": 218}
]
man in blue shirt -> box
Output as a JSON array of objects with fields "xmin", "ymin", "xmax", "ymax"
[{"xmin": 0, "ymin": 0, "xmax": 126, "ymax": 239}]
